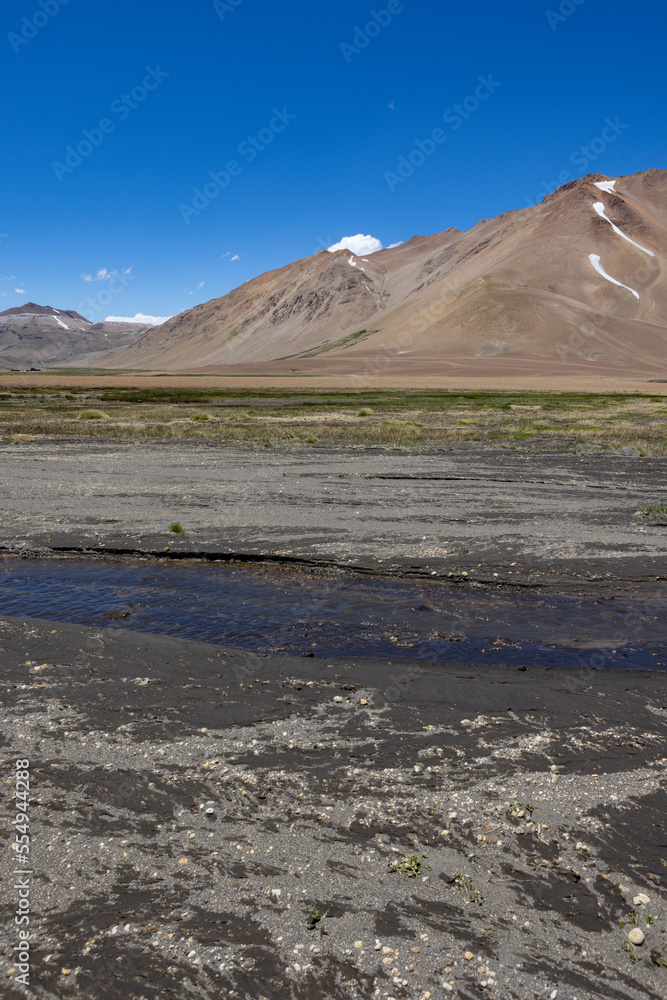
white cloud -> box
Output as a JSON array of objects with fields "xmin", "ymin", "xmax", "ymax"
[
  {"xmin": 82, "ymin": 268, "xmax": 111, "ymax": 282},
  {"xmin": 387, "ymin": 241, "xmax": 403, "ymax": 249},
  {"xmin": 196, "ymin": 281, "xmax": 205, "ymax": 289},
  {"xmin": 105, "ymin": 313, "xmax": 172, "ymax": 326},
  {"xmin": 230, "ymin": 254, "xmax": 240, "ymax": 261},
  {"xmin": 14, "ymin": 288, "xmax": 25, "ymax": 294},
  {"xmin": 327, "ymin": 234, "xmax": 385, "ymax": 256},
  {"xmin": 82, "ymin": 267, "xmax": 131, "ymax": 282}
]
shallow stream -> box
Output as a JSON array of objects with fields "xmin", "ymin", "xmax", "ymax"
[{"xmin": 2, "ymin": 557, "xmax": 666, "ymax": 670}]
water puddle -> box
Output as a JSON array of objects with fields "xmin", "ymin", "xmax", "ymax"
[{"xmin": 1, "ymin": 557, "xmax": 666, "ymax": 670}]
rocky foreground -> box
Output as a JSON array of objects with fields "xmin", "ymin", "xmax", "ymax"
[{"xmin": 0, "ymin": 616, "xmax": 665, "ymax": 999}]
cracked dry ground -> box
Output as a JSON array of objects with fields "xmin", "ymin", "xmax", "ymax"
[{"xmin": 0, "ymin": 617, "xmax": 665, "ymax": 1000}]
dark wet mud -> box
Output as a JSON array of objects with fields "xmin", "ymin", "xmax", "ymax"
[{"xmin": 0, "ymin": 616, "xmax": 665, "ymax": 1000}]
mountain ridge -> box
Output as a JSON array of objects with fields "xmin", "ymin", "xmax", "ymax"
[{"xmin": 62, "ymin": 168, "xmax": 667, "ymax": 375}]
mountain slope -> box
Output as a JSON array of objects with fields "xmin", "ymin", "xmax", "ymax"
[
  {"xmin": 0, "ymin": 304, "xmax": 148, "ymax": 368},
  {"xmin": 73, "ymin": 169, "xmax": 667, "ymax": 375}
]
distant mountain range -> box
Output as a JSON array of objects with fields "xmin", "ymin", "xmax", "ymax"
[
  {"xmin": 0, "ymin": 304, "xmax": 148, "ymax": 368},
  {"xmin": 13, "ymin": 168, "xmax": 667, "ymax": 377}
]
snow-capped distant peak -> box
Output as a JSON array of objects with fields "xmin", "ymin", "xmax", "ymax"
[
  {"xmin": 593, "ymin": 202, "xmax": 655, "ymax": 256},
  {"xmin": 588, "ymin": 253, "xmax": 640, "ymax": 299},
  {"xmin": 594, "ymin": 179, "xmax": 617, "ymax": 193}
]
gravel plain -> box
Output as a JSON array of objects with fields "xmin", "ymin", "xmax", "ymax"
[
  {"xmin": 0, "ymin": 441, "xmax": 666, "ymax": 592},
  {"xmin": 0, "ymin": 440, "xmax": 666, "ymax": 999}
]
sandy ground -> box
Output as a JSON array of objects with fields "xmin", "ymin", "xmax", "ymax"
[
  {"xmin": 1, "ymin": 441, "xmax": 666, "ymax": 593},
  {"xmin": 0, "ymin": 616, "xmax": 665, "ymax": 1000},
  {"xmin": 0, "ymin": 371, "xmax": 666, "ymax": 393}
]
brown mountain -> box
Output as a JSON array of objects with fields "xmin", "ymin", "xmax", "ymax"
[
  {"xmin": 76, "ymin": 169, "xmax": 667, "ymax": 377},
  {"xmin": 0, "ymin": 304, "xmax": 148, "ymax": 368}
]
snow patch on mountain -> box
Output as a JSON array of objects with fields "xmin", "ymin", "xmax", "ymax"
[
  {"xmin": 593, "ymin": 202, "xmax": 655, "ymax": 256},
  {"xmin": 588, "ymin": 253, "xmax": 640, "ymax": 299},
  {"xmin": 595, "ymin": 179, "xmax": 617, "ymax": 193}
]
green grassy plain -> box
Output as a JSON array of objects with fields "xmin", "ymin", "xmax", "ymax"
[{"xmin": 1, "ymin": 387, "xmax": 666, "ymax": 453}]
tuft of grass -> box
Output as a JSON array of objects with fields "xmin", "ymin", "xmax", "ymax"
[
  {"xmin": 78, "ymin": 409, "xmax": 109, "ymax": 420},
  {"xmin": 388, "ymin": 852, "xmax": 432, "ymax": 878},
  {"xmin": 357, "ymin": 408, "xmax": 373, "ymax": 417},
  {"xmin": 508, "ymin": 800, "xmax": 534, "ymax": 816},
  {"xmin": 623, "ymin": 939, "xmax": 640, "ymax": 964},
  {"xmin": 168, "ymin": 522, "xmax": 186, "ymax": 535},
  {"xmin": 652, "ymin": 945, "xmax": 667, "ymax": 968},
  {"xmin": 638, "ymin": 504, "xmax": 667, "ymax": 516},
  {"xmin": 453, "ymin": 873, "xmax": 484, "ymax": 905}
]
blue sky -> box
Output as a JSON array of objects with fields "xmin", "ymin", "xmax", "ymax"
[{"xmin": 1, "ymin": 0, "xmax": 665, "ymax": 322}]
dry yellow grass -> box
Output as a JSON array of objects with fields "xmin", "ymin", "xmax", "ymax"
[{"xmin": 1, "ymin": 387, "xmax": 665, "ymax": 453}]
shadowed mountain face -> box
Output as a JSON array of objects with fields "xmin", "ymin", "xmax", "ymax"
[
  {"xmin": 73, "ymin": 169, "xmax": 667, "ymax": 376},
  {"xmin": 0, "ymin": 304, "xmax": 148, "ymax": 368}
]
